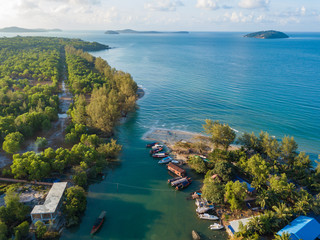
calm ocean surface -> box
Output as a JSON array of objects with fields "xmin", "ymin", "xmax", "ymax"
[{"xmin": 1, "ymin": 31, "xmax": 320, "ymax": 239}]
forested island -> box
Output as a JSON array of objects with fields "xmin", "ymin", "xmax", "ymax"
[
  {"xmin": 0, "ymin": 36, "xmax": 137, "ymax": 239},
  {"xmin": 244, "ymin": 30, "xmax": 289, "ymax": 39},
  {"xmin": 0, "ymin": 27, "xmax": 62, "ymax": 33},
  {"xmin": 105, "ymin": 29, "xmax": 189, "ymax": 34}
]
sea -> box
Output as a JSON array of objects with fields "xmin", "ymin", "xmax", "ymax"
[{"xmin": 1, "ymin": 31, "xmax": 320, "ymax": 239}]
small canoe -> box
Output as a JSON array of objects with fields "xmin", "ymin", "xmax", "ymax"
[{"xmin": 91, "ymin": 211, "xmax": 106, "ymax": 235}]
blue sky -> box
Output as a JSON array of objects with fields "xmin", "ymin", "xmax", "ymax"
[{"xmin": 0, "ymin": 0, "xmax": 319, "ymax": 31}]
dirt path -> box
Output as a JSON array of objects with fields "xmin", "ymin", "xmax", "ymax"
[{"xmin": 0, "ymin": 64, "xmax": 72, "ymax": 168}]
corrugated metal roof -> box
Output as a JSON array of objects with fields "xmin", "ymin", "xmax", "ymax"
[
  {"xmin": 228, "ymin": 217, "xmax": 253, "ymax": 233},
  {"xmin": 277, "ymin": 216, "xmax": 320, "ymax": 240},
  {"xmin": 31, "ymin": 182, "xmax": 67, "ymax": 215}
]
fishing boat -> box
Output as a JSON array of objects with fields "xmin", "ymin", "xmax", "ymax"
[
  {"xmin": 196, "ymin": 205, "xmax": 214, "ymax": 214},
  {"xmin": 152, "ymin": 144, "xmax": 164, "ymax": 149},
  {"xmin": 171, "ymin": 160, "xmax": 179, "ymax": 164},
  {"xmin": 209, "ymin": 223, "xmax": 224, "ymax": 230},
  {"xmin": 150, "ymin": 147, "xmax": 164, "ymax": 154},
  {"xmin": 158, "ymin": 156, "xmax": 172, "ymax": 164},
  {"xmin": 152, "ymin": 152, "xmax": 169, "ymax": 158},
  {"xmin": 146, "ymin": 142, "xmax": 158, "ymax": 148},
  {"xmin": 90, "ymin": 211, "xmax": 106, "ymax": 235},
  {"xmin": 176, "ymin": 178, "xmax": 192, "ymax": 190},
  {"xmin": 198, "ymin": 213, "xmax": 219, "ymax": 220},
  {"xmin": 171, "ymin": 177, "xmax": 188, "ymax": 186},
  {"xmin": 168, "ymin": 176, "xmax": 183, "ymax": 183}
]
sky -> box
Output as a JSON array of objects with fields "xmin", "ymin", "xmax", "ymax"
[{"xmin": 0, "ymin": 0, "xmax": 319, "ymax": 31}]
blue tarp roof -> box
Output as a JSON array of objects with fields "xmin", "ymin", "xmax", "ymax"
[
  {"xmin": 277, "ymin": 216, "xmax": 320, "ymax": 240},
  {"xmin": 234, "ymin": 177, "xmax": 255, "ymax": 192}
]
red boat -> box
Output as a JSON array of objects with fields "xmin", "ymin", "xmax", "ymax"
[
  {"xmin": 91, "ymin": 211, "xmax": 106, "ymax": 235},
  {"xmin": 146, "ymin": 142, "xmax": 158, "ymax": 148},
  {"xmin": 150, "ymin": 147, "xmax": 163, "ymax": 154}
]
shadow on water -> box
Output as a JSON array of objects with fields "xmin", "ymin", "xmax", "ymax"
[{"xmin": 63, "ymin": 198, "xmax": 162, "ymax": 240}]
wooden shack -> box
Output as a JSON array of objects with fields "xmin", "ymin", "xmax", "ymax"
[{"xmin": 167, "ymin": 162, "xmax": 186, "ymax": 177}]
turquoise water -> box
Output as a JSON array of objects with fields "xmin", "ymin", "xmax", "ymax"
[{"xmin": 1, "ymin": 31, "xmax": 320, "ymax": 239}]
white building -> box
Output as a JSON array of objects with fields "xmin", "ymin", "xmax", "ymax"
[{"xmin": 31, "ymin": 182, "xmax": 67, "ymax": 226}]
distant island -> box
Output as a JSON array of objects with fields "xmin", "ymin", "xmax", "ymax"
[
  {"xmin": 105, "ymin": 29, "xmax": 189, "ymax": 34},
  {"xmin": 0, "ymin": 26, "xmax": 62, "ymax": 33},
  {"xmin": 244, "ymin": 30, "xmax": 289, "ymax": 39}
]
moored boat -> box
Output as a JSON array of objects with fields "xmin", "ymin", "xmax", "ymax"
[
  {"xmin": 152, "ymin": 144, "xmax": 164, "ymax": 149},
  {"xmin": 90, "ymin": 211, "xmax": 106, "ymax": 235},
  {"xmin": 171, "ymin": 160, "xmax": 179, "ymax": 164},
  {"xmin": 150, "ymin": 147, "xmax": 164, "ymax": 154},
  {"xmin": 171, "ymin": 177, "xmax": 188, "ymax": 186},
  {"xmin": 176, "ymin": 178, "xmax": 192, "ymax": 190},
  {"xmin": 209, "ymin": 223, "xmax": 224, "ymax": 230},
  {"xmin": 168, "ymin": 176, "xmax": 183, "ymax": 183},
  {"xmin": 152, "ymin": 152, "xmax": 169, "ymax": 158},
  {"xmin": 196, "ymin": 205, "xmax": 214, "ymax": 213},
  {"xmin": 198, "ymin": 213, "xmax": 219, "ymax": 220},
  {"xmin": 146, "ymin": 142, "xmax": 158, "ymax": 148},
  {"xmin": 158, "ymin": 156, "xmax": 172, "ymax": 164}
]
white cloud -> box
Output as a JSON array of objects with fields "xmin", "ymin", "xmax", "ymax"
[
  {"xmin": 145, "ymin": 0, "xmax": 184, "ymax": 11},
  {"xmin": 196, "ymin": 0, "xmax": 219, "ymax": 10},
  {"xmin": 238, "ymin": 0, "xmax": 269, "ymax": 9}
]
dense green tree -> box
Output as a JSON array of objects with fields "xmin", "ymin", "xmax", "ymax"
[
  {"xmin": 72, "ymin": 166, "xmax": 88, "ymax": 187},
  {"xmin": 211, "ymin": 160, "xmax": 233, "ymax": 182},
  {"xmin": 201, "ymin": 178, "xmax": 225, "ymax": 203},
  {"xmin": 237, "ymin": 132, "xmax": 261, "ymax": 153},
  {"xmin": 187, "ymin": 155, "xmax": 207, "ymax": 174},
  {"xmin": 2, "ymin": 132, "xmax": 23, "ymax": 153},
  {"xmin": 281, "ymin": 136, "xmax": 298, "ymax": 165},
  {"xmin": 274, "ymin": 232, "xmax": 291, "ymax": 240},
  {"xmin": 35, "ymin": 137, "xmax": 48, "ymax": 150},
  {"xmin": 70, "ymin": 94, "xmax": 87, "ymax": 125},
  {"xmin": 260, "ymin": 131, "xmax": 280, "ymax": 161},
  {"xmin": 14, "ymin": 221, "xmax": 29, "ymax": 240},
  {"xmin": 240, "ymin": 154, "xmax": 270, "ymax": 190},
  {"xmin": 35, "ymin": 221, "xmax": 47, "ymax": 239},
  {"xmin": 203, "ymin": 120, "xmax": 236, "ymax": 151},
  {"xmin": 63, "ymin": 186, "xmax": 87, "ymax": 226},
  {"xmin": 0, "ymin": 220, "xmax": 7, "ymax": 240},
  {"xmin": 97, "ymin": 139, "xmax": 122, "ymax": 159},
  {"xmin": 224, "ymin": 180, "xmax": 247, "ymax": 211}
]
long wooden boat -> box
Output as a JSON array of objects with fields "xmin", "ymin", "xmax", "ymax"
[
  {"xmin": 152, "ymin": 152, "xmax": 169, "ymax": 158},
  {"xmin": 150, "ymin": 147, "xmax": 164, "ymax": 154},
  {"xmin": 90, "ymin": 211, "xmax": 106, "ymax": 235},
  {"xmin": 176, "ymin": 178, "xmax": 192, "ymax": 190},
  {"xmin": 146, "ymin": 142, "xmax": 158, "ymax": 148}
]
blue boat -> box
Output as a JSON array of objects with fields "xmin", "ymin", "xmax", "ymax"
[{"xmin": 158, "ymin": 156, "xmax": 172, "ymax": 164}]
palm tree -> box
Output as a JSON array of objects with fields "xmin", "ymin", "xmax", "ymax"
[
  {"xmin": 272, "ymin": 203, "xmax": 292, "ymax": 224},
  {"xmin": 274, "ymin": 232, "xmax": 291, "ymax": 240}
]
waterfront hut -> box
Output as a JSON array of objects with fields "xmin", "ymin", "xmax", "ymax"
[
  {"xmin": 167, "ymin": 162, "xmax": 186, "ymax": 177},
  {"xmin": 277, "ymin": 216, "xmax": 320, "ymax": 240},
  {"xmin": 31, "ymin": 182, "xmax": 68, "ymax": 228}
]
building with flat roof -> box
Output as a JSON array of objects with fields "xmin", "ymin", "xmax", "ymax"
[
  {"xmin": 277, "ymin": 216, "xmax": 320, "ymax": 240},
  {"xmin": 31, "ymin": 182, "xmax": 67, "ymax": 226},
  {"xmin": 227, "ymin": 217, "xmax": 253, "ymax": 236}
]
